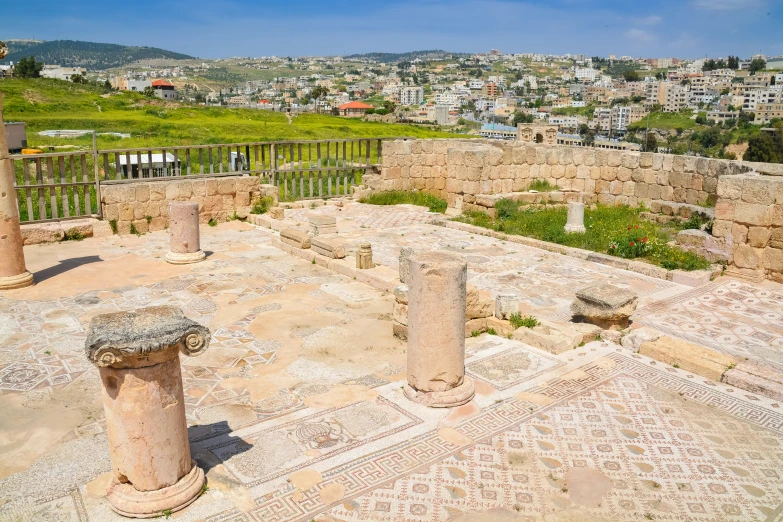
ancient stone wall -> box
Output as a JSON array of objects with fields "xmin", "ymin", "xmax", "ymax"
[
  {"xmin": 100, "ymin": 175, "xmax": 273, "ymax": 235},
  {"xmin": 380, "ymin": 139, "xmax": 764, "ymax": 211},
  {"xmin": 714, "ymin": 174, "xmax": 783, "ymax": 282}
]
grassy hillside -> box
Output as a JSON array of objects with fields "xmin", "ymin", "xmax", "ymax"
[
  {"xmin": 0, "ymin": 79, "xmax": 461, "ymax": 150},
  {"xmin": 1, "ymin": 40, "xmax": 193, "ymax": 70}
]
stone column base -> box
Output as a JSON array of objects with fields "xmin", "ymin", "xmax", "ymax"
[
  {"xmin": 404, "ymin": 377, "xmax": 475, "ymax": 408},
  {"xmin": 107, "ymin": 460, "xmax": 205, "ymax": 518},
  {"xmin": 564, "ymin": 225, "xmax": 586, "ymax": 234},
  {"xmin": 165, "ymin": 251, "xmax": 206, "ymax": 265},
  {"xmin": 0, "ymin": 271, "xmax": 34, "ymax": 290}
]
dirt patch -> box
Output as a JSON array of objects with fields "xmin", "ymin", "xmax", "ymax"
[
  {"xmin": 564, "ymin": 467, "xmax": 613, "ymax": 507},
  {"xmin": 23, "ymin": 89, "xmax": 50, "ymax": 104}
]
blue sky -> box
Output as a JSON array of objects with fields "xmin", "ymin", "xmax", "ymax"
[{"xmin": 1, "ymin": 0, "xmax": 781, "ymax": 59}]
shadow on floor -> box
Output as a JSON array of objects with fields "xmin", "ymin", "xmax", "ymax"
[
  {"xmin": 33, "ymin": 255, "xmax": 103, "ymax": 283},
  {"xmin": 189, "ymin": 421, "xmax": 253, "ymax": 475}
]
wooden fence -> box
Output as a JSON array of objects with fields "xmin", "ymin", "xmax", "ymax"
[{"xmin": 11, "ymin": 137, "xmax": 389, "ymax": 223}]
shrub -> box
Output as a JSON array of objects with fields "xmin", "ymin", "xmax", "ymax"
[
  {"xmin": 251, "ymin": 196, "xmax": 275, "ymax": 215},
  {"xmin": 62, "ymin": 228, "xmax": 85, "ymax": 241},
  {"xmin": 109, "ymin": 219, "xmax": 118, "ymax": 234},
  {"xmin": 510, "ymin": 313, "xmax": 539, "ymax": 329},
  {"xmin": 208, "ymin": 218, "xmax": 217, "ymax": 227},
  {"xmin": 528, "ymin": 179, "xmax": 556, "ymax": 192}
]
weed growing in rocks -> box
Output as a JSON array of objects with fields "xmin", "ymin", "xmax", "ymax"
[{"xmin": 509, "ymin": 313, "xmax": 539, "ymax": 329}]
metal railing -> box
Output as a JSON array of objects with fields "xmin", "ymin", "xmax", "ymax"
[{"xmin": 11, "ymin": 137, "xmax": 388, "ymax": 223}]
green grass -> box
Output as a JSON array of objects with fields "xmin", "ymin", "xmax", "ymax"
[
  {"xmin": 360, "ymin": 190, "xmax": 447, "ymax": 213},
  {"xmin": 456, "ymin": 201, "xmax": 711, "ymax": 271},
  {"xmin": 1, "ymin": 79, "xmax": 462, "ymax": 150},
  {"xmin": 527, "ymin": 179, "xmax": 556, "ymax": 192},
  {"xmin": 628, "ymin": 111, "xmax": 701, "ymax": 132}
]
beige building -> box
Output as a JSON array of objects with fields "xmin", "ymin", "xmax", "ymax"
[
  {"xmin": 754, "ymin": 102, "xmax": 783, "ymax": 124},
  {"xmin": 516, "ymin": 123, "xmax": 558, "ymax": 145}
]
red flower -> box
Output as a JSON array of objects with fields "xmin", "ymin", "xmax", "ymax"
[
  {"xmin": 634, "ymin": 225, "xmax": 639, "ymax": 229},
  {"xmin": 611, "ymin": 245, "xmax": 616, "ymax": 249},
  {"xmin": 642, "ymin": 237, "xmax": 648, "ymax": 243},
  {"xmin": 627, "ymin": 227, "xmax": 631, "ymax": 230},
  {"xmin": 630, "ymin": 241, "xmax": 635, "ymax": 246}
]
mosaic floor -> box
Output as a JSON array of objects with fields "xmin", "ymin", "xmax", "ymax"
[{"xmin": 0, "ymin": 203, "xmax": 782, "ymax": 522}]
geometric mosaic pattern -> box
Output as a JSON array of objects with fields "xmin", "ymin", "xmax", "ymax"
[{"xmin": 636, "ymin": 279, "xmax": 783, "ymax": 372}]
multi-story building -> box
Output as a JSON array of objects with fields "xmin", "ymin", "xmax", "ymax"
[
  {"xmin": 574, "ymin": 67, "xmax": 599, "ymax": 83},
  {"xmin": 399, "ymin": 86, "xmax": 424, "ymax": 106},
  {"xmin": 754, "ymin": 101, "xmax": 783, "ymax": 124},
  {"xmin": 151, "ymin": 80, "xmax": 176, "ymax": 100},
  {"xmin": 468, "ymin": 79, "xmax": 485, "ymax": 90},
  {"xmin": 743, "ymin": 88, "xmax": 782, "ymax": 112},
  {"xmin": 482, "ymin": 82, "xmax": 499, "ymax": 98},
  {"xmin": 663, "ymin": 84, "xmax": 689, "ymax": 112}
]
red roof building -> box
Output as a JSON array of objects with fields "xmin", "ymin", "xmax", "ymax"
[
  {"xmin": 338, "ymin": 101, "xmax": 373, "ymax": 117},
  {"xmin": 151, "ymin": 79, "xmax": 176, "ymax": 100}
]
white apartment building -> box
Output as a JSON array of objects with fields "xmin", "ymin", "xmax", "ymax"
[
  {"xmin": 41, "ymin": 65, "xmax": 87, "ymax": 81},
  {"xmin": 399, "ymin": 86, "xmax": 424, "ymax": 106},
  {"xmin": 475, "ymin": 99, "xmax": 495, "ymax": 112},
  {"xmin": 574, "ymin": 67, "xmax": 599, "ymax": 82},
  {"xmin": 468, "ymin": 79, "xmax": 485, "ymax": 90},
  {"xmin": 743, "ymin": 88, "xmax": 782, "ymax": 112},
  {"xmin": 434, "ymin": 91, "xmax": 461, "ymax": 107}
]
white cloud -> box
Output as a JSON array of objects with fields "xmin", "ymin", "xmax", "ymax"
[
  {"xmin": 633, "ymin": 15, "xmax": 662, "ymax": 25},
  {"xmin": 625, "ymin": 28, "xmax": 657, "ymax": 43},
  {"xmin": 691, "ymin": 0, "xmax": 763, "ymax": 10}
]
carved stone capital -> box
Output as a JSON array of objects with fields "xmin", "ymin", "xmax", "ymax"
[{"xmin": 85, "ymin": 306, "xmax": 210, "ymax": 369}]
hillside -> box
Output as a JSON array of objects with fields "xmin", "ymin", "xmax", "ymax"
[
  {"xmin": 345, "ymin": 50, "xmax": 466, "ymax": 63},
  {"xmin": 0, "ymin": 40, "xmax": 193, "ymax": 70},
  {"xmin": 0, "ymin": 79, "xmax": 461, "ymax": 149}
]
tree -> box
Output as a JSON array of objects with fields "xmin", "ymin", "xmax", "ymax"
[
  {"xmin": 382, "ymin": 100, "xmax": 396, "ymax": 113},
  {"xmin": 310, "ymin": 85, "xmax": 329, "ymax": 113},
  {"xmin": 512, "ymin": 111, "xmax": 534, "ymax": 125},
  {"xmin": 70, "ymin": 74, "xmax": 85, "ymax": 83},
  {"xmin": 142, "ymin": 86, "xmax": 156, "ymax": 98},
  {"xmin": 103, "ymin": 80, "xmax": 112, "ymax": 90},
  {"xmin": 579, "ymin": 123, "xmax": 590, "ymax": 135},
  {"xmin": 727, "ymin": 55, "xmax": 739, "ymax": 70},
  {"xmin": 645, "ymin": 133, "xmax": 658, "ymax": 152},
  {"xmin": 622, "ymin": 70, "xmax": 640, "ymax": 82},
  {"xmin": 703, "ymin": 59, "xmax": 716, "ymax": 72},
  {"xmin": 583, "ymin": 130, "xmax": 596, "ymax": 146},
  {"xmin": 695, "ymin": 112, "xmax": 708, "ymax": 125},
  {"xmin": 744, "ymin": 132, "xmax": 782, "ymax": 163},
  {"xmin": 13, "ymin": 56, "xmax": 43, "ymax": 78},
  {"xmin": 749, "ymin": 58, "xmax": 766, "ymax": 74}
]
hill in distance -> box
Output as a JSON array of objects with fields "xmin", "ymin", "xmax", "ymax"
[
  {"xmin": 345, "ymin": 50, "xmax": 468, "ymax": 63},
  {"xmin": 0, "ymin": 39, "xmax": 194, "ymax": 70}
]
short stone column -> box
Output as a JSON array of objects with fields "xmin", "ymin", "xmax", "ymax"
[
  {"xmin": 0, "ymin": 95, "xmax": 34, "ymax": 290},
  {"xmin": 404, "ymin": 252, "xmax": 475, "ymax": 408},
  {"xmin": 399, "ymin": 247, "xmax": 414, "ymax": 284},
  {"xmin": 85, "ymin": 306, "xmax": 210, "ymax": 518},
  {"xmin": 165, "ymin": 201, "xmax": 205, "ymax": 264},
  {"xmin": 564, "ymin": 201, "xmax": 586, "ymax": 234},
  {"xmin": 356, "ymin": 241, "xmax": 374, "ymax": 269}
]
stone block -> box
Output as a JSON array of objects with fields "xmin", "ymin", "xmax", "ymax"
[
  {"xmin": 268, "ymin": 207, "xmax": 285, "ymax": 220},
  {"xmin": 495, "ymin": 294, "xmax": 518, "ymax": 320},
  {"xmin": 747, "ymin": 227, "xmax": 771, "ymax": 248},
  {"xmin": 620, "ymin": 327, "xmax": 662, "ymax": 352},
  {"xmin": 722, "ymin": 362, "xmax": 783, "ymax": 401},
  {"xmin": 20, "ymin": 222, "xmax": 64, "ymax": 245},
  {"xmin": 311, "ymin": 237, "xmax": 345, "ymax": 259},
  {"xmin": 639, "ymin": 336, "xmax": 736, "ymax": 381},
  {"xmin": 512, "ymin": 320, "xmax": 600, "ymax": 355},
  {"xmin": 571, "ymin": 283, "xmax": 638, "ymax": 328},
  {"xmin": 280, "ymin": 228, "xmax": 311, "ymax": 249},
  {"xmin": 733, "ymin": 202, "xmax": 773, "ymax": 226},
  {"xmin": 466, "ymin": 284, "xmax": 494, "ymax": 319}
]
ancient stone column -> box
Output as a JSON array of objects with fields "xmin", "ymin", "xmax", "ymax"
[
  {"xmin": 404, "ymin": 252, "xmax": 475, "ymax": 408},
  {"xmin": 165, "ymin": 201, "xmax": 205, "ymax": 264},
  {"xmin": 356, "ymin": 241, "xmax": 374, "ymax": 269},
  {"xmin": 398, "ymin": 247, "xmax": 413, "ymax": 284},
  {"xmin": 85, "ymin": 306, "xmax": 210, "ymax": 518},
  {"xmin": 564, "ymin": 201, "xmax": 586, "ymax": 234},
  {"xmin": 0, "ymin": 95, "xmax": 34, "ymax": 290}
]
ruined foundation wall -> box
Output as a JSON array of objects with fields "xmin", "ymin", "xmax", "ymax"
[
  {"xmin": 101, "ymin": 175, "xmax": 274, "ymax": 235},
  {"xmin": 714, "ymin": 174, "xmax": 783, "ymax": 283},
  {"xmin": 380, "ymin": 139, "xmax": 769, "ymax": 211}
]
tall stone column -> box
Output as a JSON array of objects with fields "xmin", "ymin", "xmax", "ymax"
[
  {"xmin": 564, "ymin": 201, "xmax": 586, "ymax": 234},
  {"xmin": 0, "ymin": 95, "xmax": 34, "ymax": 290},
  {"xmin": 165, "ymin": 201, "xmax": 205, "ymax": 264},
  {"xmin": 404, "ymin": 252, "xmax": 475, "ymax": 408},
  {"xmin": 85, "ymin": 306, "xmax": 210, "ymax": 518}
]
